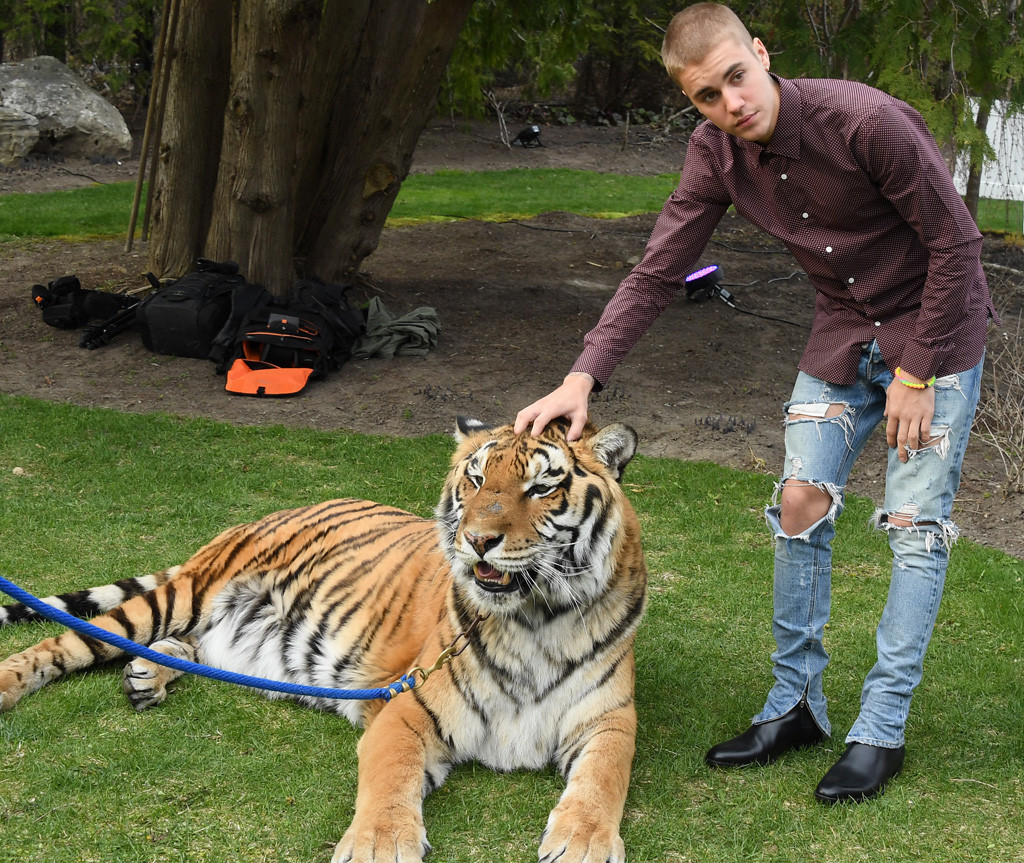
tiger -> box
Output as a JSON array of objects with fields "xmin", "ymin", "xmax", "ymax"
[{"xmin": 0, "ymin": 417, "xmax": 647, "ymax": 863}]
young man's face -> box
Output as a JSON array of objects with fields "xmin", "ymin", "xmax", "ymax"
[{"xmin": 677, "ymin": 37, "xmax": 780, "ymax": 144}]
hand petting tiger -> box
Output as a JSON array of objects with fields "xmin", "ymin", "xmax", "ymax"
[{"xmin": 0, "ymin": 417, "xmax": 647, "ymax": 863}]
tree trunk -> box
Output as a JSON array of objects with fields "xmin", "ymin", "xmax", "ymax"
[
  {"xmin": 204, "ymin": 0, "xmax": 320, "ymax": 291},
  {"xmin": 963, "ymin": 100, "xmax": 991, "ymax": 224},
  {"xmin": 147, "ymin": 0, "xmax": 232, "ymax": 277},
  {"xmin": 148, "ymin": 0, "xmax": 474, "ymax": 296},
  {"xmin": 293, "ymin": 0, "xmax": 475, "ymax": 282}
]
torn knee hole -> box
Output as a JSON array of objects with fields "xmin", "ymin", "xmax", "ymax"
[
  {"xmin": 776, "ymin": 477, "xmax": 842, "ymax": 534},
  {"xmin": 787, "ymin": 402, "xmax": 846, "ymax": 421},
  {"xmin": 777, "ymin": 477, "xmax": 842, "ymax": 503},
  {"xmin": 926, "ymin": 428, "xmax": 949, "ymax": 444},
  {"xmin": 911, "ymin": 425, "xmax": 951, "ymax": 458},
  {"xmin": 880, "ymin": 502, "xmax": 936, "ymax": 529},
  {"xmin": 887, "ymin": 514, "xmax": 935, "ymax": 529},
  {"xmin": 872, "ymin": 507, "xmax": 959, "ymax": 549},
  {"xmin": 781, "ymin": 477, "xmax": 838, "ymax": 497},
  {"xmin": 782, "ymin": 478, "xmax": 819, "ymax": 490}
]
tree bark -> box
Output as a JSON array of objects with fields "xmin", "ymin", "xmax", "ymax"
[
  {"xmin": 295, "ymin": 0, "xmax": 475, "ymax": 283},
  {"xmin": 203, "ymin": 0, "xmax": 320, "ymax": 291},
  {"xmin": 148, "ymin": 0, "xmax": 474, "ymax": 295},
  {"xmin": 147, "ymin": 0, "xmax": 232, "ymax": 278}
]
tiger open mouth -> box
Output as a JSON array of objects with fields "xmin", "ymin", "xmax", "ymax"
[{"xmin": 472, "ymin": 562, "xmax": 520, "ymax": 593}]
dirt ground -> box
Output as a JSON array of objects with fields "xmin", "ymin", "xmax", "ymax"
[{"xmin": 1, "ymin": 119, "xmax": 1023, "ymax": 558}]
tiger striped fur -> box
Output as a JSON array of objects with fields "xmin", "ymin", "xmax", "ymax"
[{"xmin": 0, "ymin": 418, "xmax": 647, "ymax": 863}]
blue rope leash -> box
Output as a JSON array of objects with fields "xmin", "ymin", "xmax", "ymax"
[{"xmin": 0, "ymin": 575, "xmax": 416, "ymax": 702}]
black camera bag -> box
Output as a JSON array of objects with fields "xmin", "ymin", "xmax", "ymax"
[
  {"xmin": 32, "ymin": 275, "xmax": 90, "ymax": 329},
  {"xmin": 222, "ymin": 278, "xmax": 365, "ymax": 397},
  {"xmin": 33, "ymin": 275, "xmax": 139, "ymax": 332},
  {"xmin": 137, "ymin": 259, "xmax": 247, "ymax": 358}
]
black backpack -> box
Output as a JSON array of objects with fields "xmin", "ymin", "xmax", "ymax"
[
  {"xmin": 136, "ymin": 259, "xmax": 248, "ymax": 359},
  {"xmin": 223, "ymin": 278, "xmax": 365, "ymax": 397},
  {"xmin": 290, "ymin": 277, "xmax": 366, "ymax": 365}
]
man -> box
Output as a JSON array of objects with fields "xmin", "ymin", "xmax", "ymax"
[{"xmin": 515, "ymin": 2, "xmax": 996, "ymax": 803}]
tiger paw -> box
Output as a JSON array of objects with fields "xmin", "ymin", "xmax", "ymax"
[
  {"xmin": 0, "ymin": 665, "xmax": 30, "ymax": 712},
  {"xmin": 0, "ymin": 682, "xmax": 19, "ymax": 713},
  {"xmin": 122, "ymin": 657, "xmax": 172, "ymax": 711},
  {"xmin": 331, "ymin": 819, "xmax": 431, "ymax": 863},
  {"xmin": 121, "ymin": 637, "xmax": 193, "ymax": 711},
  {"xmin": 538, "ymin": 811, "xmax": 626, "ymax": 863}
]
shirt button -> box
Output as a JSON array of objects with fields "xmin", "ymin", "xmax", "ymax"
[
  {"xmin": 826, "ymin": 246, "xmax": 833, "ymax": 253},
  {"xmin": 781, "ymin": 173, "xmax": 788, "ymax": 180},
  {"xmin": 848, "ymin": 277, "xmax": 855, "ymax": 284},
  {"xmin": 874, "ymin": 321, "xmax": 881, "ymax": 327},
  {"xmin": 802, "ymin": 212, "xmax": 809, "ymax": 219}
]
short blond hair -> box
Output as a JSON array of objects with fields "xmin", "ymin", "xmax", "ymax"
[{"xmin": 661, "ymin": 3, "xmax": 756, "ymax": 84}]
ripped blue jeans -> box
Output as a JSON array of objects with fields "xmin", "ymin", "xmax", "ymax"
[{"xmin": 756, "ymin": 342, "xmax": 983, "ymax": 749}]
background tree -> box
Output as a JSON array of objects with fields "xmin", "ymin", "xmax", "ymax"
[
  {"xmin": 571, "ymin": 1, "xmax": 681, "ymax": 115},
  {"xmin": 864, "ymin": 0, "xmax": 1022, "ymax": 218},
  {"xmin": 442, "ymin": 2, "xmax": 596, "ymax": 118},
  {"xmin": 0, "ymin": 0, "xmax": 158, "ymax": 108},
  {"xmin": 145, "ymin": 0, "xmax": 473, "ymax": 294},
  {"xmin": 445, "ymin": 0, "xmax": 1021, "ymax": 223},
  {"xmin": 442, "ymin": 1, "xmax": 678, "ymax": 119},
  {"xmin": 2, "ymin": 0, "xmax": 1019, "ymax": 257}
]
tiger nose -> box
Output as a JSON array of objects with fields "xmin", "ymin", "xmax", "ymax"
[{"xmin": 465, "ymin": 531, "xmax": 502, "ymax": 557}]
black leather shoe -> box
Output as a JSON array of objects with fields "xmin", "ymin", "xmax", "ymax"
[
  {"xmin": 705, "ymin": 702, "xmax": 825, "ymax": 768},
  {"xmin": 814, "ymin": 742, "xmax": 905, "ymax": 803}
]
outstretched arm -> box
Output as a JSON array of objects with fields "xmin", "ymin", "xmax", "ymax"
[
  {"xmin": 514, "ymin": 372, "xmax": 595, "ymax": 440},
  {"xmin": 516, "ymin": 142, "xmax": 727, "ymax": 442}
]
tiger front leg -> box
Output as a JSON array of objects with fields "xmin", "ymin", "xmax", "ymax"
[
  {"xmin": 331, "ymin": 695, "xmax": 448, "ymax": 863},
  {"xmin": 539, "ymin": 700, "xmax": 637, "ymax": 863},
  {"xmin": 0, "ymin": 630, "xmax": 122, "ymax": 712}
]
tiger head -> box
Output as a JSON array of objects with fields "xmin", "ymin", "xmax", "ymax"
[{"xmin": 436, "ymin": 416, "xmax": 641, "ymax": 617}]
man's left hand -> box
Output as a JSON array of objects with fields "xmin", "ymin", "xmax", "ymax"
[{"xmin": 885, "ymin": 374, "xmax": 936, "ymax": 463}]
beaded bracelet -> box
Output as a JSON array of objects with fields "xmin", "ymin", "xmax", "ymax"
[{"xmin": 894, "ymin": 366, "xmax": 936, "ymax": 389}]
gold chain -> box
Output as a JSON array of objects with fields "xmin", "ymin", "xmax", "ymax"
[{"xmin": 407, "ymin": 613, "xmax": 488, "ymax": 684}]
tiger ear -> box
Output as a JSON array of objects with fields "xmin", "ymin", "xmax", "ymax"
[
  {"xmin": 455, "ymin": 416, "xmax": 495, "ymax": 441},
  {"xmin": 588, "ymin": 423, "xmax": 639, "ymax": 482}
]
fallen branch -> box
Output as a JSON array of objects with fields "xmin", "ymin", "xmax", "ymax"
[{"xmin": 983, "ymin": 261, "xmax": 1024, "ymax": 280}]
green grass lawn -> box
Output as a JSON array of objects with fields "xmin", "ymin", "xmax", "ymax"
[
  {"xmin": 1, "ymin": 395, "xmax": 1022, "ymax": 862},
  {"xmin": 387, "ymin": 168, "xmax": 681, "ymax": 222},
  {"xmin": 1, "ymin": 171, "xmax": 1021, "ymax": 240},
  {"xmin": 0, "ymin": 181, "xmax": 143, "ymax": 240}
]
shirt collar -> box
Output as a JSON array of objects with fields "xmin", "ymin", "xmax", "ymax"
[{"xmin": 761, "ymin": 74, "xmax": 801, "ymax": 159}]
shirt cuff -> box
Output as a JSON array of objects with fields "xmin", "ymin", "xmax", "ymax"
[
  {"xmin": 896, "ymin": 341, "xmax": 944, "ymax": 382},
  {"xmin": 570, "ymin": 349, "xmax": 611, "ymax": 392}
]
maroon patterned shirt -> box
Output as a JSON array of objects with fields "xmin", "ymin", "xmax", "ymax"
[{"xmin": 572, "ymin": 76, "xmax": 996, "ymax": 388}]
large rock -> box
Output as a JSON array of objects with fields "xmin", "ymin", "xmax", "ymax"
[
  {"xmin": 0, "ymin": 56, "xmax": 132, "ymax": 158},
  {"xmin": 0, "ymin": 106, "xmax": 39, "ymax": 166}
]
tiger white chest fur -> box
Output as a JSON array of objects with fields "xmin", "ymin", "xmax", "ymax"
[{"xmin": 442, "ymin": 609, "xmax": 638, "ymax": 771}]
